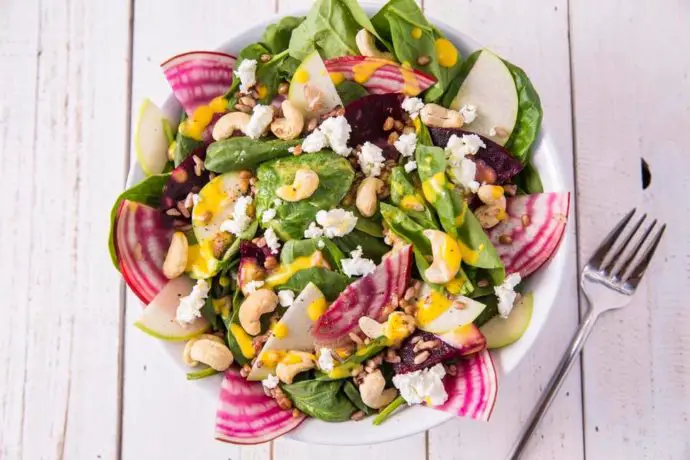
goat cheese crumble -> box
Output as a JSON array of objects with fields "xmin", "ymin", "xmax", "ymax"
[
  {"xmin": 358, "ymin": 142, "xmax": 386, "ymax": 177},
  {"xmin": 394, "ymin": 132, "xmax": 417, "ymax": 158},
  {"xmin": 402, "ymin": 96, "xmax": 425, "ymax": 118},
  {"xmin": 445, "ymin": 134, "xmax": 483, "ymax": 192},
  {"xmin": 316, "ymin": 239, "xmax": 325, "ymax": 249},
  {"xmin": 319, "ymin": 116, "xmax": 352, "ymax": 156},
  {"xmin": 301, "ymin": 128, "xmax": 328, "ymax": 153},
  {"xmin": 244, "ymin": 280, "xmax": 265, "ymax": 294},
  {"xmin": 342, "ymin": 246, "xmax": 376, "ymax": 277},
  {"xmin": 303, "ymin": 222, "xmax": 324, "ymax": 239},
  {"xmin": 315, "ymin": 208, "xmax": 357, "ymax": 238},
  {"xmin": 219, "ymin": 195, "xmax": 253, "ymax": 235},
  {"xmin": 317, "ymin": 348, "xmax": 335, "ymax": 372},
  {"xmin": 262, "ymin": 373, "xmax": 280, "ymax": 390},
  {"xmin": 262, "ymin": 208, "xmax": 276, "ymax": 223},
  {"xmin": 244, "ymin": 105, "xmax": 274, "ymax": 139},
  {"xmin": 404, "ymin": 160, "xmax": 417, "ymax": 173},
  {"xmin": 278, "ymin": 290, "xmax": 295, "ymax": 307},
  {"xmin": 458, "ymin": 104, "xmax": 478, "ymax": 124},
  {"xmin": 264, "ymin": 228, "xmax": 281, "ymax": 254},
  {"xmin": 176, "ymin": 279, "xmax": 210, "ymax": 325},
  {"xmin": 191, "ymin": 193, "xmax": 200, "ymax": 207},
  {"xmin": 392, "ymin": 363, "xmax": 448, "ymax": 406},
  {"xmin": 495, "ymin": 272, "xmax": 522, "ymax": 317},
  {"xmin": 235, "ymin": 59, "xmax": 257, "ymax": 93}
]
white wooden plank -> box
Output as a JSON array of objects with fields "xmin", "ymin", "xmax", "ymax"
[
  {"xmin": 570, "ymin": 0, "xmax": 690, "ymax": 457},
  {"xmin": 122, "ymin": 1, "xmax": 274, "ymax": 459},
  {"xmin": 423, "ymin": 0, "xmax": 585, "ymax": 459},
  {"xmin": 0, "ymin": 0, "xmax": 132, "ymax": 458}
]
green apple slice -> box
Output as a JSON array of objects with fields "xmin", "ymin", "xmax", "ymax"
[
  {"xmin": 134, "ymin": 276, "xmax": 209, "ymax": 341},
  {"xmin": 288, "ymin": 51, "xmax": 343, "ymax": 117},
  {"xmin": 135, "ymin": 98, "xmax": 174, "ymax": 175},
  {"xmin": 450, "ymin": 49, "xmax": 518, "ymax": 145},
  {"xmin": 191, "ymin": 172, "xmax": 246, "ymax": 244},
  {"xmin": 417, "ymin": 285, "xmax": 487, "ymax": 334},
  {"xmin": 480, "ymin": 292, "xmax": 534, "ymax": 349}
]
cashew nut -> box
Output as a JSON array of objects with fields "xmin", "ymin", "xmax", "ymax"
[
  {"xmin": 420, "ymin": 104, "xmax": 464, "ymax": 129},
  {"xmin": 475, "ymin": 185, "xmax": 507, "ymax": 229},
  {"xmin": 275, "ymin": 167, "xmax": 320, "ymax": 202},
  {"xmin": 183, "ymin": 334, "xmax": 224, "ymax": 367},
  {"xmin": 477, "ymin": 185, "xmax": 505, "ymax": 206},
  {"xmin": 239, "ymin": 288, "xmax": 279, "ymax": 336},
  {"xmin": 270, "ymin": 100, "xmax": 305, "ymax": 140},
  {"xmin": 358, "ymin": 316, "xmax": 384, "ymax": 339},
  {"xmin": 423, "ymin": 229, "xmax": 462, "ymax": 284},
  {"xmin": 355, "ymin": 29, "xmax": 395, "ymax": 60},
  {"xmin": 356, "ymin": 177, "xmax": 384, "ymax": 217},
  {"xmin": 359, "ymin": 370, "xmax": 398, "ymax": 409},
  {"xmin": 189, "ymin": 337, "xmax": 234, "ymax": 371},
  {"xmin": 212, "ymin": 111, "xmax": 251, "ymax": 141},
  {"xmin": 163, "ymin": 231, "xmax": 189, "ymax": 279},
  {"xmin": 275, "ymin": 351, "xmax": 316, "ymax": 384}
]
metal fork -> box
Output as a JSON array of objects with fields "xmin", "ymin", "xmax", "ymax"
[{"xmin": 507, "ymin": 209, "xmax": 666, "ymax": 460}]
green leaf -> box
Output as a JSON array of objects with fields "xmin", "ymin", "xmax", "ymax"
[
  {"xmin": 343, "ymin": 380, "xmax": 375, "ymax": 415},
  {"xmin": 440, "ymin": 49, "xmax": 482, "ymax": 109},
  {"xmin": 514, "ymin": 161, "xmax": 543, "ymax": 194},
  {"xmin": 280, "ymin": 238, "xmax": 345, "ymax": 272},
  {"xmin": 503, "ymin": 60, "xmax": 543, "ymax": 163},
  {"xmin": 222, "ymin": 290, "xmax": 251, "ymax": 366},
  {"xmin": 389, "ymin": 166, "xmax": 438, "ymax": 229},
  {"xmin": 472, "ymin": 295, "xmax": 499, "ymax": 327},
  {"xmin": 372, "ymin": 395, "xmax": 406, "ymax": 425},
  {"xmin": 262, "ymin": 16, "xmax": 305, "ymax": 53},
  {"xmin": 107, "ymin": 174, "xmax": 170, "ymax": 270},
  {"xmin": 280, "ymin": 379, "xmax": 356, "ymax": 422},
  {"xmin": 186, "ymin": 367, "xmax": 220, "ymax": 380},
  {"xmin": 336, "ymin": 80, "xmax": 369, "ymax": 106},
  {"xmin": 320, "ymin": 336, "xmax": 388, "ymax": 380},
  {"xmin": 205, "ymin": 137, "xmax": 301, "ymax": 173},
  {"xmin": 415, "ymin": 144, "xmax": 459, "ymax": 238},
  {"xmin": 277, "ymin": 267, "xmax": 350, "ymax": 301},
  {"xmin": 333, "ymin": 229, "xmax": 390, "ymax": 264}
]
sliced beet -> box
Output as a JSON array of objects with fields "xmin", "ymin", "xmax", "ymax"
[
  {"xmin": 159, "ymin": 150, "xmax": 210, "ymax": 226},
  {"xmin": 238, "ymin": 241, "xmax": 272, "ymax": 294},
  {"xmin": 240, "ymin": 240, "xmax": 273, "ymax": 263},
  {"xmin": 393, "ymin": 330, "xmax": 461, "ymax": 374},
  {"xmin": 345, "ymin": 93, "xmax": 406, "ymax": 148},
  {"xmin": 428, "ymin": 127, "xmax": 524, "ymax": 184}
]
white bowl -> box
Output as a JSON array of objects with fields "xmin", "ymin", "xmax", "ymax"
[{"xmin": 126, "ymin": 3, "xmax": 571, "ymax": 446}]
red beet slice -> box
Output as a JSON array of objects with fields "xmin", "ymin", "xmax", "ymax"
[
  {"xmin": 428, "ymin": 127, "xmax": 524, "ymax": 184},
  {"xmin": 311, "ymin": 245, "xmax": 412, "ymax": 343},
  {"xmin": 215, "ymin": 368, "xmax": 305, "ymax": 445},
  {"xmin": 159, "ymin": 150, "xmax": 210, "ymax": 226},
  {"xmin": 488, "ymin": 192, "xmax": 570, "ymax": 277},
  {"xmin": 345, "ymin": 93, "xmax": 406, "ymax": 150},
  {"xmin": 393, "ymin": 330, "xmax": 460, "ymax": 374}
]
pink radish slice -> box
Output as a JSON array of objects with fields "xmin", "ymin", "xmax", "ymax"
[
  {"xmin": 325, "ymin": 56, "xmax": 436, "ymax": 96},
  {"xmin": 312, "ymin": 245, "xmax": 412, "ymax": 342},
  {"xmin": 215, "ymin": 368, "xmax": 305, "ymax": 445},
  {"xmin": 433, "ymin": 350, "xmax": 498, "ymax": 421},
  {"xmin": 161, "ymin": 51, "xmax": 236, "ymax": 116},
  {"xmin": 115, "ymin": 201, "xmax": 174, "ymax": 304},
  {"xmin": 488, "ymin": 192, "xmax": 570, "ymax": 278}
]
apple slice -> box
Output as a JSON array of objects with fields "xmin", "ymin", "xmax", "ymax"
[
  {"xmin": 134, "ymin": 99, "xmax": 174, "ymax": 176},
  {"xmin": 480, "ymin": 292, "xmax": 534, "ymax": 349},
  {"xmin": 437, "ymin": 323, "xmax": 486, "ymax": 355},
  {"xmin": 288, "ymin": 50, "xmax": 343, "ymax": 117},
  {"xmin": 134, "ymin": 276, "xmax": 209, "ymax": 341},
  {"xmin": 192, "ymin": 172, "xmax": 247, "ymax": 245},
  {"xmin": 449, "ymin": 50, "xmax": 518, "ymax": 145},
  {"xmin": 416, "ymin": 284, "xmax": 487, "ymax": 334}
]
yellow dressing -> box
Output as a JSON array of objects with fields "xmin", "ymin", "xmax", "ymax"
[
  {"xmin": 192, "ymin": 105, "xmax": 214, "ymax": 126},
  {"xmin": 257, "ymin": 83, "xmax": 269, "ymax": 100},
  {"xmin": 209, "ymin": 96, "xmax": 228, "ymax": 113},
  {"xmin": 186, "ymin": 239, "xmax": 219, "ymax": 277},
  {"xmin": 441, "ymin": 234, "xmax": 462, "ymax": 277},
  {"xmin": 294, "ymin": 69, "xmax": 310, "ymax": 84},
  {"xmin": 457, "ymin": 239, "xmax": 480, "ymax": 265},
  {"xmin": 264, "ymin": 252, "xmax": 328, "ymax": 287},
  {"xmin": 328, "ymin": 363, "xmax": 355, "ymax": 379},
  {"xmin": 435, "ymin": 38, "xmax": 458, "ymax": 68},
  {"xmin": 179, "ymin": 119, "xmax": 205, "ymax": 141},
  {"xmin": 445, "ymin": 277, "xmax": 465, "ymax": 295},
  {"xmin": 192, "ymin": 177, "xmax": 231, "ymax": 224},
  {"xmin": 400, "ymin": 194, "xmax": 424, "ymax": 212},
  {"xmin": 416, "ymin": 290, "xmax": 453, "ymax": 327},
  {"xmin": 383, "ymin": 312, "xmax": 414, "ymax": 345},
  {"xmin": 229, "ymin": 324, "xmax": 256, "ymax": 359},
  {"xmin": 352, "ymin": 59, "xmax": 388, "ymax": 84},
  {"xmin": 259, "ymin": 350, "xmax": 286, "ymax": 368},
  {"xmin": 307, "ymin": 296, "xmax": 328, "ymax": 321},
  {"xmin": 272, "ymin": 321, "xmax": 289, "ymax": 339},
  {"xmin": 401, "ymin": 61, "xmax": 421, "ymax": 96},
  {"xmin": 411, "ymin": 27, "xmax": 423, "ymax": 39},
  {"xmin": 329, "ymin": 72, "xmax": 345, "ymax": 85},
  {"xmin": 421, "ymin": 172, "xmax": 447, "ymax": 203}
]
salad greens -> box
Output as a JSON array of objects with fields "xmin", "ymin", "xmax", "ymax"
[
  {"xmin": 206, "ymin": 137, "xmax": 301, "ymax": 172},
  {"xmin": 503, "ymin": 60, "xmax": 543, "ymax": 164},
  {"xmin": 280, "ymin": 379, "xmax": 357, "ymax": 422}
]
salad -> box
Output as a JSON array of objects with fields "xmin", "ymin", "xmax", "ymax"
[{"xmin": 109, "ymin": 0, "xmax": 570, "ymax": 445}]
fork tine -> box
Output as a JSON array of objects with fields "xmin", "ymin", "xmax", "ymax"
[
  {"xmin": 625, "ymin": 224, "xmax": 666, "ymax": 290},
  {"xmin": 613, "ymin": 219, "xmax": 657, "ymax": 280},
  {"xmin": 604, "ymin": 213, "xmax": 647, "ymax": 276},
  {"xmin": 588, "ymin": 208, "xmax": 636, "ymax": 270}
]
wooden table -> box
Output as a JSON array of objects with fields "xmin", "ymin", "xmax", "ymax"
[{"xmin": 1, "ymin": 0, "xmax": 688, "ymax": 458}]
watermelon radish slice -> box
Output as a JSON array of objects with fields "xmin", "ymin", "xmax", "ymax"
[
  {"xmin": 434, "ymin": 350, "xmax": 498, "ymax": 421},
  {"xmin": 215, "ymin": 368, "xmax": 305, "ymax": 445},
  {"xmin": 488, "ymin": 192, "xmax": 570, "ymax": 277},
  {"xmin": 325, "ymin": 56, "xmax": 436, "ymax": 96},
  {"xmin": 115, "ymin": 200, "xmax": 174, "ymax": 304},
  {"xmin": 161, "ymin": 51, "xmax": 236, "ymax": 117},
  {"xmin": 312, "ymin": 245, "xmax": 413, "ymax": 343}
]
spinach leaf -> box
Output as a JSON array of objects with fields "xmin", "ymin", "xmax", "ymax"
[
  {"xmin": 186, "ymin": 367, "xmax": 219, "ymax": 381},
  {"xmin": 222, "ymin": 290, "xmax": 251, "ymax": 366},
  {"xmin": 352, "ymin": 211, "xmax": 384, "ymax": 238},
  {"xmin": 343, "ymin": 380, "xmax": 375, "ymax": 415},
  {"xmin": 514, "ymin": 161, "xmax": 543, "ymax": 194},
  {"xmin": 280, "ymin": 238, "xmax": 345, "ymax": 271},
  {"xmin": 373, "ymin": 395, "xmax": 406, "ymax": 425},
  {"xmin": 371, "ymin": 0, "xmax": 463, "ymax": 102},
  {"xmin": 108, "ymin": 174, "xmax": 170, "ymax": 269},
  {"xmin": 173, "ymin": 132, "xmax": 204, "ymax": 166},
  {"xmin": 321, "ymin": 336, "xmax": 389, "ymax": 380},
  {"xmin": 205, "ymin": 137, "xmax": 301, "ymax": 172},
  {"xmin": 473, "ymin": 295, "xmax": 499, "ymax": 327},
  {"xmin": 503, "ymin": 60, "xmax": 542, "ymax": 163},
  {"xmin": 262, "ymin": 16, "xmax": 305, "ymax": 53},
  {"xmin": 389, "ymin": 166, "xmax": 438, "ymax": 230},
  {"xmin": 415, "ymin": 144, "xmax": 460, "ymax": 238},
  {"xmin": 277, "ymin": 267, "xmax": 350, "ymax": 300},
  {"xmin": 280, "ymin": 379, "xmax": 356, "ymax": 422},
  {"xmin": 333, "ymin": 229, "xmax": 390, "ymax": 264},
  {"xmin": 440, "ymin": 49, "xmax": 482, "ymax": 109},
  {"xmin": 200, "ymin": 296, "xmax": 225, "ymax": 332},
  {"xmin": 256, "ymin": 151, "xmax": 354, "ymax": 240},
  {"xmin": 336, "ymin": 80, "xmax": 369, "ymax": 106},
  {"xmin": 288, "ymin": 0, "xmax": 388, "ymax": 61}
]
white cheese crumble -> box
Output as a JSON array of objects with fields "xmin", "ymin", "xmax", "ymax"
[
  {"xmin": 262, "ymin": 208, "xmax": 276, "ymax": 223},
  {"xmin": 244, "ymin": 280, "xmax": 265, "ymax": 294},
  {"xmin": 394, "ymin": 132, "xmax": 417, "ymax": 158},
  {"xmin": 495, "ymin": 273, "xmax": 522, "ymax": 317},
  {"xmin": 176, "ymin": 279, "xmax": 210, "ymax": 325},
  {"xmin": 446, "ymin": 133, "xmax": 486, "ymax": 157},
  {"xmin": 445, "ymin": 134, "xmax": 484, "ymax": 192},
  {"xmin": 319, "ymin": 116, "xmax": 352, "ymax": 156},
  {"xmin": 234, "ymin": 59, "xmax": 257, "ymax": 93},
  {"xmin": 264, "ymin": 228, "xmax": 281, "ymax": 254},
  {"xmin": 315, "ymin": 208, "xmax": 357, "ymax": 238},
  {"xmin": 317, "ymin": 348, "xmax": 335, "ymax": 372},
  {"xmin": 244, "ymin": 105, "xmax": 274, "ymax": 140},
  {"xmin": 404, "ymin": 160, "xmax": 417, "ymax": 173},
  {"xmin": 402, "ymin": 96, "xmax": 425, "ymax": 119},
  {"xmin": 273, "ymin": 198, "xmax": 283, "ymax": 207},
  {"xmin": 278, "ymin": 290, "xmax": 295, "ymax": 307},
  {"xmin": 341, "ymin": 246, "xmax": 376, "ymax": 277},
  {"xmin": 358, "ymin": 142, "xmax": 386, "ymax": 177},
  {"xmin": 392, "ymin": 363, "xmax": 448, "ymax": 406},
  {"xmin": 304, "ymin": 222, "xmax": 324, "ymax": 239},
  {"xmin": 191, "ymin": 193, "xmax": 200, "ymax": 207},
  {"xmin": 489, "ymin": 127, "xmax": 497, "ymax": 137},
  {"xmin": 301, "ymin": 128, "xmax": 328, "ymax": 153},
  {"xmin": 316, "ymin": 239, "xmax": 325, "ymax": 249},
  {"xmin": 219, "ymin": 195, "xmax": 253, "ymax": 236},
  {"xmin": 262, "ymin": 373, "xmax": 280, "ymax": 390},
  {"xmin": 458, "ymin": 104, "xmax": 478, "ymax": 124}
]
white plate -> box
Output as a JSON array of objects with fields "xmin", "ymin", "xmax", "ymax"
[{"xmin": 126, "ymin": 3, "xmax": 571, "ymax": 446}]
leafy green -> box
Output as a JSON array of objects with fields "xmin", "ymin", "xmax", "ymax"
[
  {"xmin": 281, "ymin": 379, "xmax": 356, "ymax": 422},
  {"xmin": 288, "ymin": 0, "xmax": 388, "ymax": 60},
  {"xmin": 473, "ymin": 295, "xmax": 499, "ymax": 327},
  {"xmin": 503, "ymin": 60, "xmax": 543, "ymax": 163},
  {"xmin": 343, "ymin": 380, "xmax": 375, "ymax": 415},
  {"xmin": 415, "ymin": 144, "xmax": 460, "ymax": 238},
  {"xmin": 389, "ymin": 166, "xmax": 438, "ymax": 229},
  {"xmin": 262, "ymin": 16, "xmax": 305, "ymax": 53},
  {"xmin": 452, "ymin": 194, "xmax": 504, "ymax": 276},
  {"xmin": 186, "ymin": 367, "xmax": 219, "ymax": 381},
  {"xmin": 277, "ymin": 267, "xmax": 350, "ymax": 300},
  {"xmin": 373, "ymin": 395, "xmax": 406, "ymax": 425},
  {"xmin": 440, "ymin": 49, "xmax": 482, "ymax": 109},
  {"xmin": 173, "ymin": 132, "xmax": 203, "ymax": 166},
  {"xmin": 256, "ymin": 151, "xmax": 354, "ymax": 240},
  {"xmin": 200, "ymin": 297, "xmax": 224, "ymax": 331},
  {"xmin": 336, "ymin": 80, "xmax": 369, "ymax": 106},
  {"xmin": 205, "ymin": 137, "xmax": 301, "ymax": 172},
  {"xmin": 223, "ymin": 290, "xmax": 250, "ymax": 366},
  {"xmin": 514, "ymin": 161, "xmax": 543, "ymax": 194},
  {"xmin": 352, "ymin": 211, "xmax": 385, "ymax": 238},
  {"xmin": 320, "ymin": 336, "xmax": 389, "ymax": 381},
  {"xmin": 108, "ymin": 174, "xmax": 170, "ymax": 269},
  {"xmin": 280, "ymin": 238, "xmax": 345, "ymax": 271},
  {"xmin": 333, "ymin": 229, "xmax": 390, "ymax": 263},
  {"xmin": 371, "ymin": 0, "xmax": 463, "ymax": 102}
]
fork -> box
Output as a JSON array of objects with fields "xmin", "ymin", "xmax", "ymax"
[{"xmin": 507, "ymin": 209, "xmax": 666, "ymax": 460}]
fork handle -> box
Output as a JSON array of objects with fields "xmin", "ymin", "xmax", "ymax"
[{"xmin": 507, "ymin": 307, "xmax": 598, "ymax": 460}]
